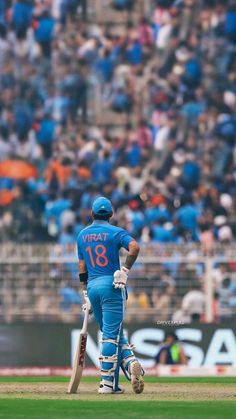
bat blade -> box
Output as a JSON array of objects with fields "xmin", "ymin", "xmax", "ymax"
[{"xmin": 67, "ymin": 332, "xmax": 87, "ymax": 394}]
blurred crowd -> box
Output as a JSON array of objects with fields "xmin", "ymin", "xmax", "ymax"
[
  {"xmin": 0, "ymin": 0, "xmax": 236, "ymax": 249},
  {"xmin": 1, "ymin": 258, "xmax": 236, "ymax": 323}
]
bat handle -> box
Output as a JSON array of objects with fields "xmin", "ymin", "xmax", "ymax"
[{"xmin": 81, "ymin": 303, "xmax": 90, "ymax": 334}]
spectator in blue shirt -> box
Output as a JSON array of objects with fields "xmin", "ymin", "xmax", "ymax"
[
  {"xmin": 112, "ymin": 87, "xmax": 133, "ymax": 112},
  {"xmin": 125, "ymin": 37, "xmax": 143, "ymax": 66},
  {"xmin": 183, "ymin": 51, "xmax": 202, "ymax": 88},
  {"xmin": 44, "ymin": 192, "xmax": 72, "ymax": 230},
  {"xmin": 91, "ymin": 151, "xmax": 113, "ymax": 186},
  {"xmin": 152, "ymin": 221, "xmax": 173, "ymax": 243},
  {"xmin": 12, "ymin": 0, "xmax": 33, "ymax": 39},
  {"xmin": 0, "ymin": 0, "xmax": 6, "ymax": 25},
  {"xmin": 36, "ymin": 115, "xmax": 56, "ymax": 158},
  {"xmin": 225, "ymin": 4, "xmax": 236, "ymax": 43},
  {"xmin": 112, "ymin": 0, "xmax": 134, "ymax": 11},
  {"xmin": 145, "ymin": 203, "xmax": 171, "ymax": 225},
  {"xmin": 125, "ymin": 138, "xmax": 141, "ymax": 168},
  {"xmin": 181, "ymin": 157, "xmax": 200, "ymax": 190},
  {"xmin": 175, "ymin": 196, "xmax": 200, "ymax": 240},
  {"xmin": 96, "ymin": 49, "xmax": 114, "ymax": 83},
  {"xmin": 33, "ymin": 9, "xmax": 55, "ymax": 57},
  {"xmin": 59, "ymin": 281, "xmax": 82, "ymax": 311},
  {"xmin": 59, "ymin": 225, "xmax": 75, "ymax": 246}
]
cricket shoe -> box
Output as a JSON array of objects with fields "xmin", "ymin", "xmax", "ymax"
[
  {"xmin": 130, "ymin": 360, "xmax": 144, "ymax": 394},
  {"xmin": 98, "ymin": 381, "xmax": 125, "ymax": 394}
]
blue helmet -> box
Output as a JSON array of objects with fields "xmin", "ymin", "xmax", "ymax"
[{"xmin": 92, "ymin": 196, "xmax": 113, "ymax": 216}]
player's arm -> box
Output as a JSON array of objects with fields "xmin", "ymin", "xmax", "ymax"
[
  {"xmin": 77, "ymin": 237, "xmax": 91, "ymax": 310},
  {"xmin": 124, "ymin": 239, "xmax": 140, "ymax": 270},
  {"xmin": 113, "ymin": 239, "xmax": 140, "ymax": 289},
  {"xmin": 79, "ymin": 259, "xmax": 88, "ymax": 292},
  {"xmin": 79, "ymin": 259, "xmax": 92, "ymax": 313},
  {"xmin": 77, "ymin": 236, "xmax": 88, "ymax": 292}
]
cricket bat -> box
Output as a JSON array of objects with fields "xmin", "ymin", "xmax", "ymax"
[{"xmin": 67, "ymin": 303, "xmax": 90, "ymax": 394}]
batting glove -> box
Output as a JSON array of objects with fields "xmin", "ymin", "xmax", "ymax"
[
  {"xmin": 82, "ymin": 290, "xmax": 93, "ymax": 314},
  {"xmin": 113, "ymin": 267, "xmax": 129, "ymax": 289}
]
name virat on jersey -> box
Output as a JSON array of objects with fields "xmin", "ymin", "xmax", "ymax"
[{"xmin": 82, "ymin": 233, "xmax": 109, "ymax": 243}]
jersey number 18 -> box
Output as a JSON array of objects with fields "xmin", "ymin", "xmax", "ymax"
[{"xmin": 85, "ymin": 245, "xmax": 108, "ymax": 267}]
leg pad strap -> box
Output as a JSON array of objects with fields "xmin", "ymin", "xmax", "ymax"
[
  {"xmin": 100, "ymin": 338, "xmax": 118, "ymax": 346},
  {"xmin": 99, "ymin": 354, "xmax": 118, "ymax": 363},
  {"xmin": 101, "ymin": 368, "xmax": 116, "ymax": 377},
  {"xmin": 122, "ymin": 343, "xmax": 136, "ymax": 351},
  {"xmin": 100, "ymin": 337, "xmax": 119, "ymax": 380}
]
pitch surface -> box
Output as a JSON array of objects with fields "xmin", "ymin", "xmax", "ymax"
[{"xmin": 0, "ymin": 377, "xmax": 235, "ymax": 418}]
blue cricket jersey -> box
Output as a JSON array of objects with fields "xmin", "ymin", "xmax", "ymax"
[{"xmin": 77, "ymin": 221, "xmax": 133, "ymax": 281}]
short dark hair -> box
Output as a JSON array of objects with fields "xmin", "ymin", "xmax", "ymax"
[
  {"xmin": 166, "ymin": 332, "xmax": 178, "ymax": 341},
  {"xmin": 93, "ymin": 213, "xmax": 112, "ymax": 221}
]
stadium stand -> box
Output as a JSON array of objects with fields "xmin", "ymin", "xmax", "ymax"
[{"xmin": 0, "ymin": 0, "xmax": 236, "ymax": 323}]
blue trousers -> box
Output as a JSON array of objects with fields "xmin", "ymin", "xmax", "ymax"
[{"xmin": 87, "ymin": 276, "xmax": 134, "ymax": 382}]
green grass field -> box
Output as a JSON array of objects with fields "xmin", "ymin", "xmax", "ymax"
[{"xmin": 0, "ymin": 376, "xmax": 235, "ymax": 419}]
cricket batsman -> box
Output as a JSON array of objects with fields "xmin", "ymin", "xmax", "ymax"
[{"xmin": 77, "ymin": 196, "xmax": 144, "ymax": 394}]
